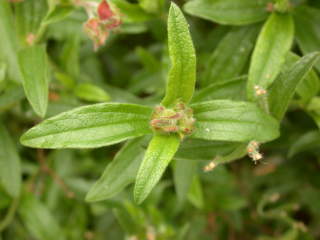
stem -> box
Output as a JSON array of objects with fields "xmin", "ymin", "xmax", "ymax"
[{"xmin": 0, "ymin": 197, "xmax": 19, "ymax": 232}]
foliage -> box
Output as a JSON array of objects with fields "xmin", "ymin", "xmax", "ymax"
[{"xmin": 1, "ymin": 0, "xmax": 320, "ymax": 239}]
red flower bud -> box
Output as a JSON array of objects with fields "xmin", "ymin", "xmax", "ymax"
[{"xmin": 98, "ymin": 0, "xmax": 114, "ymax": 20}]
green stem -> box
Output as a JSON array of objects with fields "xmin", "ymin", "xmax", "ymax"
[{"xmin": 0, "ymin": 197, "xmax": 20, "ymax": 232}]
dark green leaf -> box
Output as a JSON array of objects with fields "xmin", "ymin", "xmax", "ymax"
[
  {"xmin": 0, "ymin": 123, "xmax": 21, "ymax": 197},
  {"xmin": 18, "ymin": 45, "xmax": 49, "ymax": 117},
  {"xmin": 247, "ymin": 13, "xmax": 294, "ymax": 100},
  {"xmin": 294, "ymin": 6, "xmax": 320, "ymax": 71},
  {"xmin": 184, "ymin": 0, "xmax": 270, "ymax": 25},
  {"xmin": 134, "ymin": 134, "xmax": 180, "ymax": 204},
  {"xmin": 202, "ymin": 25, "xmax": 259, "ymax": 86},
  {"xmin": 18, "ymin": 193, "xmax": 66, "ymax": 240},
  {"xmin": 269, "ymin": 52, "xmax": 320, "ymax": 120},
  {"xmin": 86, "ymin": 137, "xmax": 147, "ymax": 202},
  {"xmin": 161, "ymin": 3, "xmax": 196, "ymax": 107},
  {"xmin": 288, "ymin": 131, "xmax": 320, "ymax": 158},
  {"xmin": 191, "ymin": 100, "xmax": 279, "ymax": 142},
  {"xmin": 187, "ymin": 175, "xmax": 204, "ymax": 209},
  {"xmin": 21, "ymin": 103, "xmax": 153, "ymax": 149}
]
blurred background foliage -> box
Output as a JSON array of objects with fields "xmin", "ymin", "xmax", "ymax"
[{"xmin": 1, "ymin": 0, "xmax": 320, "ymax": 239}]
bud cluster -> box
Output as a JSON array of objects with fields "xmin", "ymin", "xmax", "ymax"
[
  {"xmin": 150, "ymin": 102, "xmax": 195, "ymax": 139},
  {"xmin": 77, "ymin": 0, "xmax": 122, "ymax": 50},
  {"xmin": 247, "ymin": 141, "xmax": 263, "ymax": 163}
]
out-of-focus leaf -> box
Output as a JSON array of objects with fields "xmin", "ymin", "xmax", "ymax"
[
  {"xmin": 173, "ymin": 160, "xmax": 196, "ymax": 204},
  {"xmin": 60, "ymin": 36, "xmax": 80, "ymax": 77},
  {"xmin": 138, "ymin": 0, "xmax": 164, "ymax": 13},
  {"xmin": 134, "ymin": 134, "xmax": 180, "ymax": 204},
  {"xmin": 18, "ymin": 45, "xmax": 49, "ymax": 117},
  {"xmin": 184, "ymin": 0, "xmax": 270, "ymax": 25},
  {"xmin": 283, "ymin": 52, "xmax": 320, "ymax": 104},
  {"xmin": 188, "ymin": 175, "xmax": 204, "ymax": 209},
  {"xmin": 247, "ymin": 13, "xmax": 294, "ymax": 100},
  {"xmin": 0, "ymin": 123, "xmax": 21, "ymax": 197},
  {"xmin": 294, "ymin": 6, "xmax": 320, "ymax": 71},
  {"xmin": 18, "ymin": 193, "xmax": 66, "ymax": 240},
  {"xmin": 0, "ymin": 62, "xmax": 6, "ymax": 83},
  {"xmin": 110, "ymin": 0, "xmax": 152, "ymax": 22},
  {"xmin": 0, "ymin": 85, "xmax": 25, "ymax": 112},
  {"xmin": 193, "ymin": 76, "xmax": 247, "ymax": 103},
  {"xmin": 288, "ymin": 131, "xmax": 320, "ymax": 158},
  {"xmin": 86, "ymin": 137, "xmax": 146, "ymax": 202},
  {"xmin": 15, "ymin": 0, "xmax": 48, "ymax": 46},
  {"xmin": 269, "ymin": 52, "xmax": 320, "ymax": 120},
  {"xmin": 0, "ymin": 0, "xmax": 21, "ymax": 83},
  {"xmin": 21, "ymin": 103, "xmax": 153, "ymax": 149},
  {"xmin": 74, "ymin": 83, "xmax": 111, "ymax": 103},
  {"xmin": 176, "ymin": 139, "xmax": 241, "ymax": 161},
  {"xmin": 202, "ymin": 25, "xmax": 259, "ymax": 86},
  {"xmin": 191, "ymin": 100, "xmax": 279, "ymax": 142},
  {"xmin": 42, "ymin": 5, "xmax": 75, "ymax": 25},
  {"xmin": 161, "ymin": 3, "xmax": 196, "ymax": 107}
]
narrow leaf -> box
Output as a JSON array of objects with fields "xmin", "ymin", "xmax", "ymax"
[
  {"xmin": 0, "ymin": 0, "xmax": 22, "ymax": 83},
  {"xmin": 134, "ymin": 134, "xmax": 180, "ymax": 204},
  {"xmin": 42, "ymin": 5, "xmax": 74, "ymax": 25},
  {"xmin": 294, "ymin": 6, "xmax": 320, "ymax": 71},
  {"xmin": 74, "ymin": 83, "xmax": 111, "ymax": 103},
  {"xmin": 161, "ymin": 3, "xmax": 196, "ymax": 107},
  {"xmin": 247, "ymin": 13, "xmax": 294, "ymax": 100},
  {"xmin": 18, "ymin": 45, "xmax": 49, "ymax": 117},
  {"xmin": 184, "ymin": 0, "xmax": 270, "ymax": 25},
  {"xmin": 173, "ymin": 160, "xmax": 196, "ymax": 204},
  {"xmin": 20, "ymin": 103, "xmax": 153, "ymax": 149},
  {"xmin": 269, "ymin": 52, "xmax": 320, "ymax": 120},
  {"xmin": 202, "ymin": 25, "xmax": 259, "ymax": 86},
  {"xmin": 191, "ymin": 100, "xmax": 279, "ymax": 142},
  {"xmin": 288, "ymin": 131, "xmax": 320, "ymax": 158},
  {"xmin": 0, "ymin": 123, "xmax": 21, "ymax": 197},
  {"xmin": 86, "ymin": 137, "xmax": 147, "ymax": 202},
  {"xmin": 18, "ymin": 193, "xmax": 66, "ymax": 240}
]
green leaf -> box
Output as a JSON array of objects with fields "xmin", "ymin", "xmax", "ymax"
[
  {"xmin": 0, "ymin": 0, "xmax": 22, "ymax": 83},
  {"xmin": 247, "ymin": 13, "xmax": 294, "ymax": 100},
  {"xmin": 0, "ymin": 123, "xmax": 21, "ymax": 197},
  {"xmin": 161, "ymin": 3, "xmax": 196, "ymax": 107},
  {"xmin": 202, "ymin": 25, "xmax": 259, "ymax": 86},
  {"xmin": 74, "ymin": 83, "xmax": 111, "ymax": 103},
  {"xmin": 282, "ymin": 52, "xmax": 320, "ymax": 104},
  {"xmin": 18, "ymin": 45, "xmax": 49, "ymax": 117},
  {"xmin": 294, "ymin": 6, "xmax": 320, "ymax": 71},
  {"xmin": 193, "ymin": 76, "xmax": 247, "ymax": 103},
  {"xmin": 173, "ymin": 160, "xmax": 196, "ymax": 205},
  {"xmin": 187, "ymin": 175, "xmax": 204, "ymax": 209},
  {"xmin": 86, "ymin": 137, "xmax": 147, "ymax": 202},
  {"xmin": 20, "ymin": 103, "xmax": 153, "ymax": 149},
  {"xmin": 42, "ymin": 5, "xmax": 74, "ymax": 25},
  {"xmin": 269, "ymin": 52, "xmax": 320, "ymax": 120},
  {"xmin": 184, "ymin": 0, "xmax": 270, "ymax": 26},
  {"xmin": 15, "ymin": 0, "xmax": 48, "ymax": 46},
  {"xmin": 0, "ymin": 84, "xmax": 25, "ymax": 112},
  {"xmin": 191, "ymin": 100, "xmax": 279, "ymax": 142},
  {"xmin": 288, "ymin": 131, "xmax": 320, "ymax": 158},
  {"xmin": 18, "ymin": 193, "xmax": 66, "ymax": 240},
  {"xmin": 176, "ymin": 139, "xmax": 241, "ymax": 161},
  {"xmin": 134, "ymin": 134, "xmax": 180, "ymax": 204}
]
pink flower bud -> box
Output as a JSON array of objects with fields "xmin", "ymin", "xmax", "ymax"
[{"xmin": 98, "ymin": 0, "xmax": 114, "ymax": 20}]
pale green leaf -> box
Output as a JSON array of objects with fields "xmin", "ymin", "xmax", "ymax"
[
  {"xmin": 0, "ymin": 1, "xmax": 22, "ymax": 83},
  {"xmin": 269, "ymin": 52, "xmax": 320, "ymax": 120},
  {"xmin": 42, "ymin": 5, "xmax": 74, "ymax": 25},
  {"xmin": 184, "ymin": 0, "xmax": 270, "ymax": 25},
  {"xmin": 18, "ymin": 45, "xmax": 49, "ymax": 117},
  {"xmin": 247, "ymin": 13, "xmax": 294, "ymax": 100},
  {"xmin": 0, "ymin": 123, "xmax": 21, "ymax": 197},
  {"xmin": 161, "ymin": 3, "xmax": 196, "ymax": 107},
  {"xmin": 74, "ymin": 83, "xmax": 111, "ymax": 103},
  {"xmin": 20, "ymin": 103, "xmax": 153, "ymax": 149},
  {"xmin": 86, "ymin": 137, "xmax": 147, "ymax": 202},
  {"xmin": 134, "ymin": 134, "xmax": 180, "ymax": 204},
  {"xmin": 191, "ymin": 100, "xmax": 279, "ymax": 142}
]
